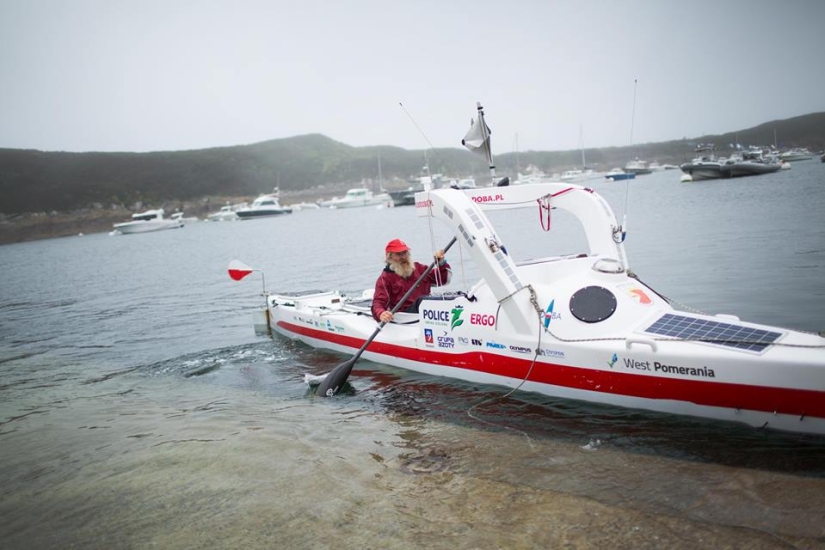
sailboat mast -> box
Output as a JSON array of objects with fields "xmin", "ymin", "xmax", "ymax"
[{"xmin": 377, "ymin": 154, "xmax": 383, "ymax": 191}]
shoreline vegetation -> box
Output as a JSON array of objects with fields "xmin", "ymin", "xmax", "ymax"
[
  {"xmin": 2, "ymin": 111, "xmax": 823, "ymax": 245},
  {"xmin": 0, "ymin": 187, "xmax": 338, "ymax": 245}
]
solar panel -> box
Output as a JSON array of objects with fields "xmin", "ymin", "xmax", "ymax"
[{"xmin": 642, "ymin": 313, "xmax": 782, "ymax": 352}]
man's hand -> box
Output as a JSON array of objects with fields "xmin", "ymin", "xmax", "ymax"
[{"xmin": 379, "ymin": 311, "xmax": 394, "ymax": 323}]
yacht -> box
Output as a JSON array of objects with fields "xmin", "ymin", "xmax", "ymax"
[
  {"xmin": 779, "ymin": 148, "xmax": 814, "ymax": 162},
  {"xmin": 624, "ymin": 158, "xmax": 652, "ymax": 175},
  {"xmin": 113, "ymin": 209, "xmax": 183, "ymax": 235},
  {"xmin": 235, "ymin": 193, "xmax": 292, "ymax": 219},
  {"xmin": 318, "ymin": 188, "xmax": 392, "ymax": 209},
  {"xmin": 560, "ymin": 169, "xmax": 585, "ymax": 182}
]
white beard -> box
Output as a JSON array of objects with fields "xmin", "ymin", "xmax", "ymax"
[{"xmin": 388, "ymin": 257, "xmax": 415, "ymax": 278}]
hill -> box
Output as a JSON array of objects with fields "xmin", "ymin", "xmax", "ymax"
[{"xmin": 0, "ymin": 112, "xmax": 823, "ymax": 243}]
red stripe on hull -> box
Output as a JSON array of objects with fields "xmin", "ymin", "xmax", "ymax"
[{"xmin": 276, "ymin": 321, "xmax": 825, "ymax": 418}]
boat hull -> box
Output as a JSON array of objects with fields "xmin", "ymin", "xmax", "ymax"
[
  {"xmin": 680, "ymin": 163, "xmax": 728, "ymax": 181},
  {"xmin": 246, "ymin": 155, "xmax": 825, "ymax": 436},
  {"xmin": 235, "ymin": 208, "xmax": 291, "ymax": 219},
  {"xmin": 113, "ymin": 220, "xmax": 183, "ymax": 234},
  {"xmin": 320, "ymin": 196, "xmax": 393, "ymax": 208},
  {"xmin": 728, "ymin": 162, "xmax": 782, "ymax": 178},
  {"xmin": 605, "ymin": 173, "xmax": 635, "ymax": 181},
  {"xmin": 265, "ymin": 284, "xmax": 825, "ymax": 436}
]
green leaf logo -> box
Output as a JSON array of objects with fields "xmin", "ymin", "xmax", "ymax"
[{"xmin": 450, "ymin": 306, "xmax": 464, "ymax": 331}]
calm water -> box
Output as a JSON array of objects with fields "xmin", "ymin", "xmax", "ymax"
[{"xmin": 2, "ymin": 162, "xmax": 825, "ymax": 549}]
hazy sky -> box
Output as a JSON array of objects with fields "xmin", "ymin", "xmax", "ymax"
[{"xmin": 2, "ymin": 0, "xmax": 824, "ymax": 154}]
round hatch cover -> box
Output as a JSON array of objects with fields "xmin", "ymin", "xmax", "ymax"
[{"xmin": 569, "ymin": 286, "xmax": 617, "ymax": 323}]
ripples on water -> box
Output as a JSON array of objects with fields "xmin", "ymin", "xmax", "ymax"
[{"xmin": 2, "ymin": 163, "xmax": 825, "ymax": 548}]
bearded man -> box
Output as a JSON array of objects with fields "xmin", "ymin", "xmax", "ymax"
[{"xmin": 371, "ymin": 238, "xmax": 451, "ymax": 323}]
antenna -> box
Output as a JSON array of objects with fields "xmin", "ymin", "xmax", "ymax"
[
  {"xmin": 399, "ymin": 102, "xmax": 449, "ymax": 177},
  {"xmin": 629, "ymin": 79, "xmax": 637, "ymax": 147},
  {"xmin": 621, "ymin": 79, "xmax": 638, "ymax": 244}
]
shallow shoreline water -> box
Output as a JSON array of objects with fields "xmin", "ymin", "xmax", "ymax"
[{"xmin": 2, "ymin": 164, "xmax": 825, "ymax": 549}]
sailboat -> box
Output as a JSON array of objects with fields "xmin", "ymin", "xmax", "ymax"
[{"xmin": 561, "ymin": 126, "xmax": 602, "ymax": 182}]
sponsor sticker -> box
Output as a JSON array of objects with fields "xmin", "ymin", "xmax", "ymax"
[
  {"xmin": 607, "ymin": 354, "xmax": 716, "ymax": 378},
  {"xmin": 450, "ymin": 306, "xmax": 465, "ymax": 331},
  {"xmin": 423, "ymin": 308, "xmax": 450, "ymax": 326},
  {"xmin": 617, "ymin": 282, "xmax": 653, "ymax": 305},
  {"xmin": 437, "ymin": 334, "xmax": 455, "ymax": 349},
  {"xmin": 543, "ymin": 299, "xmax": 561, "ymax": 328},
  {"xmin": 470, "ymin": 194, "xmax": 504, "ymax": 203},
  {"xmin": 470, "ymin": 313, "xmax": 496, "ymax": 326}
]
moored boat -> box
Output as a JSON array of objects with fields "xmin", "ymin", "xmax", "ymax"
[
  {"xmin": 779, "ymin": 148, "xmax": 814, "ymax": 162},
  {"xmin": 319, "ymin": 188, "xmax": 393, "ymax": 209},
  {"xmin": 171, "ymin": 211, "xmax": 198, "ymax": 223},
  {"xmin": 624, "ymin": 158, "xmax": 652, "ymax": 175},
  {"xmin": 207, "ymin": 202, "xmax": 247, "ymax": 221},
  {"xmin": 235, "ymin": 191, "xmax": 292, "ymax": 219},
  {"xmin": 113, "ymin": 209, "xmax": 183, "ymax": 234},
  {"xmin": 243, "ymin": 103, "xmax": 825, "ymax": 436},
  {"xmin": 679, "ymin": 156, "xmax": 728, "ymax": 181},
  {"xmin": 604, "ymin": 168, "xmax": 635, "ymax": 181},
  {"xmin": 725, "ymin": 150, "xmax": 783, "ymax": 178}
]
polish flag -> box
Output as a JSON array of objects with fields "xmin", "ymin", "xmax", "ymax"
[{"xmin": 228, "ymin": 259, "xmax": 254, "ymax": 281}]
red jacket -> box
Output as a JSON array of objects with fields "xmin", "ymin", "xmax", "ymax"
[{"xmin": 371, "ymin": 261, "xmax": 451, "ymax": 321}]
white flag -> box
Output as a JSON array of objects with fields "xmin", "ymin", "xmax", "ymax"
[{"xmin": 462, "ymin": 116, "xmax": 492, "ymax": 163}]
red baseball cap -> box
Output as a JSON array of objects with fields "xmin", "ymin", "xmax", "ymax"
[{"xmin": 385, "ymin": 238, "xmax": 410, "ymax": 253}]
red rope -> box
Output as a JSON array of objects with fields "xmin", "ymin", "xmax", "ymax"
[{"xmin": 537, "ymin": 188, "xmax": 575, "ymax": 232}]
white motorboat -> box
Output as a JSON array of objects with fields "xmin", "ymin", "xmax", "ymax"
[
  {"xmin": 560, "ymin": 169, "xmax": 599, "ymax": 182},
  {"xmin": 319, "ymin": 188, "xmax": 393, "ymax": 209},
  {"xmin": 624, "ymin": 158, "xmax": 652, "ymax": 175},
  {"xmin": 560, "ymin": 169, "xmax": 585, "ymax": 182},
  {"xmin": 207, "ymin": 202, "xmax": 246, "ymax": 221},
  {"xmin": 112, "ymin": 209, "xmax": 183, "ymax": 234},
  {"xmin": 235, "ymin": 192, "xmax": 292, "ymax": 219},
  {"xmin": 171, "ymin": 212, "xmax": 198, "ymax": 223},
  {"xmin": 289, "ymin": 202, "xmax": 321, "ymax": 211},
  {"xmin": 242, "ymin": 103, "xmax": 825, "ymax": 436},
  {"xmin": 779, "ymin": 148, "xmax": 814, "ymax": 162}
]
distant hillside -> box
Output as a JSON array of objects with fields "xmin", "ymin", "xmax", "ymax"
[{"xmin": 1, "ymin": 112, "xmax": 823, "ymax": 215}]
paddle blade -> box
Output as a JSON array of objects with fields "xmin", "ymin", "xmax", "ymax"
[
  {"xmin": 315, "ymin": 358, "xmax": 357, "ymax": 397},
  {"xmin": 228, "ymin": 259, "xmax": 254, "ymax": 281}
]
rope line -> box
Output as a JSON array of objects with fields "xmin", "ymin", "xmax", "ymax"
[{"xmin": 466, "ymin": 284, "xmax": 547, "ymax": 449}]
